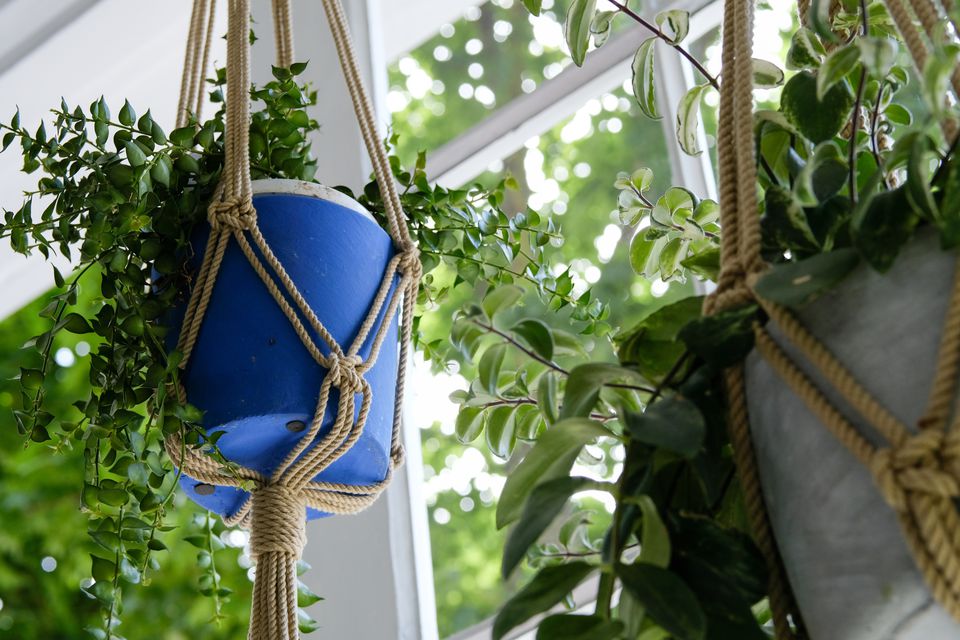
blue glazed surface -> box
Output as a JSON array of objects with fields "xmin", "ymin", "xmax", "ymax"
[{"xmin": 170, "ymin": 187, "xmax": 399, "ymax": 520}]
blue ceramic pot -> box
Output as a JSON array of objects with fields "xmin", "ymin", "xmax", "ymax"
[{"xmin": 170, "ymin": 179, "xmax": 399, "ymax": 520}]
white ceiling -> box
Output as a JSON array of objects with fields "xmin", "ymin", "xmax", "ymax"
[{"xmin": 0, "ymin": 0, "xmax": 481, "ymax": 318}]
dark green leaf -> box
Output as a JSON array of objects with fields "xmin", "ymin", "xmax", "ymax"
[
  {"xmin": 851, "ymin": 184, "xmax": 917, "ymax": 272},
  {"xmin": 124, "ymin": 141, "xmax": 147, "ymax": 167},
  {"xmin": 781, "ymin": 71, "xmax": 853, "ymax": 143},
  {"xmin": 493, "ymin": 562, "xmax": 596, "ymax": 640},
  {"xmin": 90, "ymin": 555, "xmax": 115, "ymax": 582},
  {"xmin": 497, "ymin": 418, "xmax": 609, "ymax": 528},
  {"xmin": 503, "ymin": 476, "xmax": 592, "ymax": 577},
  {"xmin": 753, "ymin": 248, "xmax": 860, "ymax": 307},
  {"xmin": 522, "ymin": 0, "xmax": 543, "ymax": 15},
  {"xmin": 61, "ymin": 313, "xmax": 93, "ymax": 334},
  {"xmin": 626, "ymin": 396, "xmax": 705, "ymax": 459},
  {"xmin": 616, "ymin": 563, "xmax": 707, "ymax": 640},
  {"xmin": 535, "ymin": 614, "xmax": 624, "ymax": 640},
  {"xmin": 119, "ymin": 100, "xmax": 136, "ymax": 126},
  {"xmin": 512, "ymin": 319, "xmax": 555, "ymax": 361},
  {"xmin": 679, "ymin": 306, "xmax": 758, "ymax": 370}
]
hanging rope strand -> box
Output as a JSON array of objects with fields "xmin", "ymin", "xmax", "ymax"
[
  {"xmin": 706, "ymin": 0, "xmax": 960, "ymax": 631},
  {"xmin": 167, "ymin": 1, "xmax": 420, "ymax": 638}
]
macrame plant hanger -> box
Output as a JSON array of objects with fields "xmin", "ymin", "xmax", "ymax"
[
  {"xmin": 163, "ymin": 1, "xmax": 422, "ymax": 638},
  {"xmin": 709, "ymin": 1, "xmax": 960, "ymax": 638}
]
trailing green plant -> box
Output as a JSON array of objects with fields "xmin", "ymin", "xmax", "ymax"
[
  {"xmin": 438, "ymin": 1, "xmax": 960, "ymax": 639},
  {"xmin": 0, "ymin": 59, "xmax": 585, "ymax": 637}
]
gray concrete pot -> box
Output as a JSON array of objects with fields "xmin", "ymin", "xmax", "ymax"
[{"xmin": 745, "ymin": 229, "xmax": 960, "ymax": 639}]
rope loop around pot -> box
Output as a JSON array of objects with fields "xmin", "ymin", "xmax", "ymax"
[{"xmin": 707, "ymin": 0, "xmax": 960, "ymax": 636}]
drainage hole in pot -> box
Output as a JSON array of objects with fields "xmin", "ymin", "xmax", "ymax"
[
  {"xmin": 195, "ymin": 483, "xmax": 216, "ymax": 496},
  {"xmin": 286, "ymin": 420, "xmax": 307, "ymax": 433}
]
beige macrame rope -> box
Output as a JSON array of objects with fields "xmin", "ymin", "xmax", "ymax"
[
  {"xmin": 703, "ymin": 3, "xmax": 805, "ymax": 639},
  {"xmin": 165, "ymin": 1, "xmax": 421, "ymax": 639},
  {"xmin": 708, "ymin": 0, "xmax": 960, "ymax": 633}
]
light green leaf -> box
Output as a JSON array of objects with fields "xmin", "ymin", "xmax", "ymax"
[
  {"xmin": 817, "ymin": 45, "xmax": 861, "ymax": 100},
  {"xmin": 486, "ymin": 405, "xmax": 517, "ymax": 459},
  {"xmin": 497, "ymin": 418, "xmax": 609, "ymax": 528},
  {"xmin": 786, "ymin": 27, "xmax": 826, "ymax": 70},
  {"xmin": 561, "ymin": 362, "xmax": 648, "ymax": 419},
  {"xmin": 298, "ymin": 580, "xmax": 324, "ymax": 607},
  {"xmin": 637, "ymin": 495, "xmax": 671, "ymax": 568},
  {"xmin": 809, "ymin": 0, "xmax": 839, "ymax": 43},
  {"xmin": 858, "ymin": 37, "xmax": 898, "ymax": 78},
  {"xmin": 676, "ymin": 83, "xmax": 710, "ymax": 155},
  {"xmin": 630, "ymin": 233, "xmax": 669, "ymax": 278},
  {"xmin": 455, "ymin": 406, "xmax": 485, "ymax": 444},
  {"xmin": 565, "ymin": 0, "xmax": 597, "ymax": 66},
  {"xmin": 538, "ymin": 371, "xmax": 559, "ymax": 426},
  {"xmin": 493, "ymin": 562, "xmax": 596, "ymax": 640},
  {"xmin": 482, "ymin": 284, "xmax": 524, "ymax": 319},
  {"xmin": 632, "ymin": 38, "xmax": 661, "ymax": 120},
  {"xmin": 658, "ymin": 236, "xmax": 688, "ymax": 280},
  {"xmin": 591, "ymin": 11, "xmax": 616, "ymax": 48},
  {"xmin": 884, "ymin": 103, "xmax": 912, "ymax": 126},
  {"xmin": 478, "ymin": 343, "xmax": 507, "ymax": 394},
  {"xmin": 119, "ymin": 557, "xmax": 141, "ymax": 584},
  {"xmin": 752, "ymin": 58, "xmax": 784, "ymax": 88},
  {"xmin": 655, "ymin": 10, "xmax": 690, "ymax": 44}
]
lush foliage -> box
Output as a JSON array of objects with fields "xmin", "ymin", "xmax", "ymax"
[
  {"xmin": 435, "ymin": 1, "xmax": 960, "ymax": 639},
  {"xmin": 0, "ymin": 55, "xmax": 575, "ymax": 635},
  {"xmin": 4, "ymin": 0, "xmax": 960, "ymax": 638}
]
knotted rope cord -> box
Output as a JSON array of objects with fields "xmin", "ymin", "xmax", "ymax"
[
  {"xmin": 703, "ymin": 3, "xmax": 805, "ymax": 639},
  {"xmin": 708, "ymin": 0, "xmax": 960, "ymax": 631},
  {"xmin": 165, "ymin": 1, "xmax": 421, "ymax": 638}
]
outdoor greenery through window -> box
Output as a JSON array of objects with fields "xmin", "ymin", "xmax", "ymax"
[{"xmin": 0, "ymin": 0, "xmax": 960, "ymax": 640}]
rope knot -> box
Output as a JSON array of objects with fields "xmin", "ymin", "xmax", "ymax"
[
  {"xmin": 208, "ymin": 197, "xmax": 257, "ymax": 231},
  {"xmin": 326, "ymin": 354, "xmax": 365, "ymax": 393},
  {"xmin": 870, "ymin": 431, "xmax": 960, "ymax": 512},
  {"xmin": 249, "ymin": 484, "xmax": 307, "ymax": 559},
  {"xmin": 397, "ymin": 244, "xmax": 422, "ymax": 280}
]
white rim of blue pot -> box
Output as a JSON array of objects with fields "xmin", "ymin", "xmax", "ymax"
[{"xmin": 251, "ymin": 178, "xmax": 376, "ymax": 223}]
